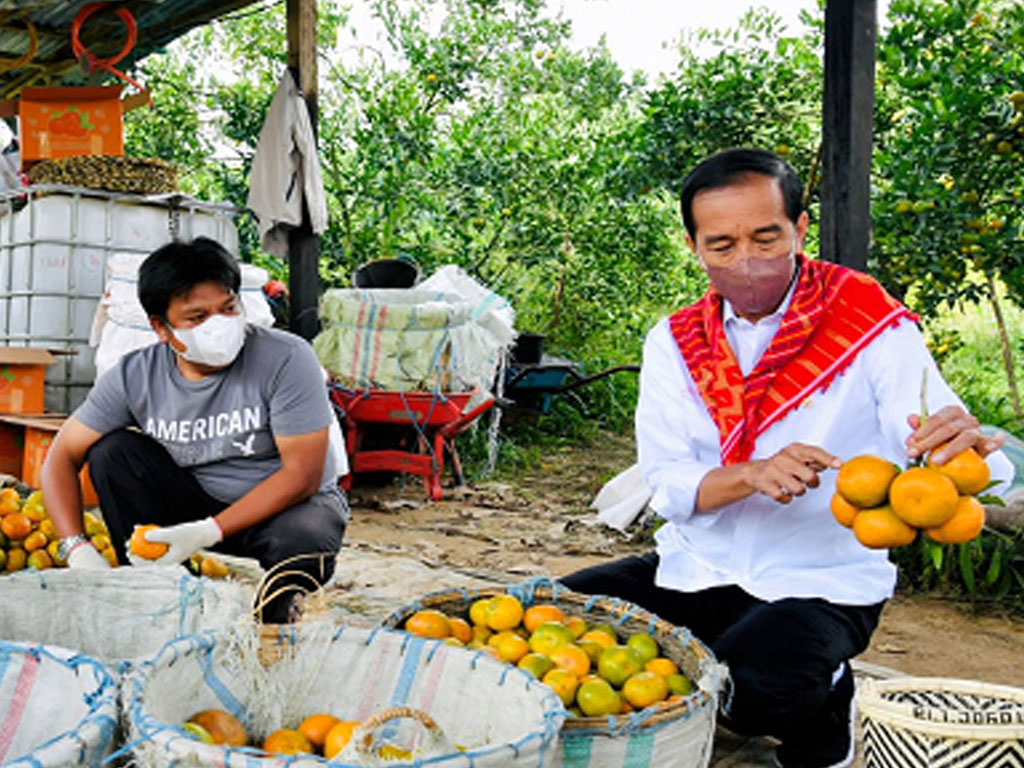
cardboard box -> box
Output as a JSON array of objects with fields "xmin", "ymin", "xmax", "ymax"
[
  {"xmin": 0, "ymin": 348, "xmax": 57, "ymax": 414},
  {"xmin": 18, "ymin": 86, "xmax": 124, "ymax": 167},
  {"xmin": 0, "ymin": 415, "xmax": 98, "ymax": 507}
]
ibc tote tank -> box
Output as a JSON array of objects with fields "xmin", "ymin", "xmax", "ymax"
[{"xmin": 0, "ymin": 185, "xmax": 240, "ymax": 413}]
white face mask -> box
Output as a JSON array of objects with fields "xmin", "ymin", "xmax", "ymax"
[{"xmin": 169, "ymin": 312, "xmax": 247, "ymax": 367}]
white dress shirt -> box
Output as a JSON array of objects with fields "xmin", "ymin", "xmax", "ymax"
[{"xmin": 637, "ymin": 297, "xmax": 1014, "ymax": 606}]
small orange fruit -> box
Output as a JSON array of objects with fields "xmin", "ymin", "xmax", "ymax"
[
  {"xmin": 23, "ymin": 530, "xmax": 48, "ymax": 552},
  {"xmin": 26, "ymin": 549, "xmax": 52, "ymax": 570},
  {"xmin": 448, "ymin": 617, "xmax": 472, "ymax": 644},
  {"xmin": 1, "ymin": 513, "xmax": 31, "ymax": 541},
  {"xmin": 645, "ymin": 657, "xmax": 679, "ymax": 677},
  {"xmin": 888, "ymin": 467, "xmax": 959, "ymax": 528},
  {"xmin": 852, "ymin": 506, "xmax": 917, "ymax": 549},
  {"xmin": 5, "ymin": 547, "xmax": 25, "ymax": 572},
  {"xmin": 324, "ymin": 721, "xmax": 361, "ymax": 759},
  {"xmin": 830, "ymin": 493, "xmax": 860, "ymax": 528},
  {"xmin": 188, "ymin": 709, "xmax": 247, "ymax": 747},
  {"xmin": 0, "ymin": 488, "xmax": 20, "ymax": 515},
  {"xmin": 523, "ymin": 604, "xmax": 565, "ymax": 633},
  {"xmin": 565, "ymin": 615, "xmax": 588, "ymax": 638},
  {"xmin": 46, "ymin": 539, "xmax": 64, "ymax": 566},
  {"xmin": 38, "ymin": 519, "xmax": 56, "ymax": 539},
  {"xmin": 597, "ymin": 646, "xmax": 644, "ymax": 688},
  {"xmin": 468, "ymin": 598, "xmax": 490, "ymax": 626},
  {"xmin": 667, "ymin": 674, "xmax": 694, "ymax": 696},
  {"xmin": 263, "ymin": 728, "xmax": 312, "ymax": 755},
  {"xmin": 298, "ymin": 713, "xmax": 340, "ymax": 749},
  {"xmin": 496, "ymin": 633, "xmax": 530, "ymax": 663},
  {"xmin": 576, "ymin": 677, "xmax": 621, "ymax": 717},
  {"xmin": 836, "ymin": 455, "xmax": 900, "ymax": 508},
  {"xmin": 101, "ymin": 547, "xmax": 118, "ymax": 567},
  {"xmin": 529, "ymin": 622, "xmax": 576, "ymax": 655},
  {"xmin": 580, "ymin": 629, "xmax": 616, "ymax": 651},
  {"xmin": 925, "ymin": 496, "xmax": 986, "ymax": 544},
  {"xmin": 579, "ymin": 641, "xmax": 604, "ymax": 664},
  {"xmin": 129, "ymin": 524, "xmax": 169, "ymax": 560},
  {"xmin": 517, "ymin": 653, "xmax": 555, "ymax": 679},
  {"xmin": 927, "ymin": 445, "xmax": 991, "ymax": 496},
  {"xmin": 542, "ymin": 668, "xmax": 579, "ymax": 706},
  {"xmin": 549, "ymin": 644, "xmax": 591, "ymax": 677},
  {"xmin": 622, "ymin": 671, "xmax": 669, "ymax": 708},
  {"xmin": 199, "ymin": 555, "xmax": 229, "ymax": 578},
  {"xmin": 486, "ymin": 594, "xmax": 524, "ymax": 631},
  {"xmin": 21, "ymin": 502, "xmax": 45, "ymax": 522},
  {"xmin": 404, "ymin": 609, "xmax": 451, "ymax": 639},
  {"xmin": 626, "ymin": 633, "xmax": 659, "ymax": 665}
]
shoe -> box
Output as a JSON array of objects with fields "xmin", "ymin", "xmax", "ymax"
[
  {"xmin": 774, "ymin": 664, "xmax": 856, "ymax": 768},
  {"xmin": 259, "ymin": 591, "xmax": 303, "ymax": 625}
]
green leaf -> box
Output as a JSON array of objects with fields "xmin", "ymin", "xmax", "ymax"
[
  {"xmin": 926, "ymin": 539, "xmax": 944, "ymax": 572},
  {"xmin": 977, "ymin": 494, "xmax": 1005, "ymax": 506},
  {"xmin": 984, "ymin": 544, "xmax": 1004, "ymax": 587}
]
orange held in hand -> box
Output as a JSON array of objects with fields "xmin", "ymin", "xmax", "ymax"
[
  {"xmin": 925, "ymin": 496, "xmax": 986, "ymax": 544},
  {"xmin": 129, "ymin": 524, "xmax": 169, "ymax": 560},
  {"xmin": 830, "ymin": 493, "xmax": 860, "ymax": 528},
  {"xmin": 888, "ymin": 467, "xmax": 959, "ymax": 528},
  {"xmin": 852, "ymin": 506, "xmax": 917, "ymax": 549},
  {"xmin": 926, "ymin": 445, "xmax": 991, "ymax": 496},
  {"xmin": 836, "ymin": 455, "xmax": 901, "ymax": 508}
]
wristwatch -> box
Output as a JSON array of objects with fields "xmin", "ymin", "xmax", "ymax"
[{"xmin": 57, "ymin": 533, "xmax": 91, "ymax": 561}]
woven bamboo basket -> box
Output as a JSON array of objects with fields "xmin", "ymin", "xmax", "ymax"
[
  {"xmin": 27, "ymin": 154, "xmax": 178, "ymax": 194},
  {"xmin": 380, "ymin": 578, "xmax": 725, "ymax": 768},
  {"xmin": 858, "ymin": 676, "xmax": 1024, "ymax": 767}
]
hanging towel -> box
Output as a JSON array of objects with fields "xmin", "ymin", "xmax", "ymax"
[{"xmin": 247, "ymin": 71, "xmax": 328, "ymax": 257}]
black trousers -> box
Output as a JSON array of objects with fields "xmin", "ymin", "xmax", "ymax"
[
  {"xmin": 87, "ymin": 429, "xmax": 348, "ymax": 622},
  {"xmin": 561, "ymin": 552, "xmax": 883, "ymax": 742}
]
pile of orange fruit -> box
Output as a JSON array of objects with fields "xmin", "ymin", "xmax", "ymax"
[
  {"xmin": 833, "ymin": 445, "xmax": 991, "ymax": 549},
  {"xmin": 401, "ymin": 595, "xmax": 694, "ymax": 717},
  {"xmin": 183, "ymin": 708, "xmax": 408, "ymax": 760},
  {"xmin": 0, "ymin": 487, "xmax": 117, "ymax": 571}
]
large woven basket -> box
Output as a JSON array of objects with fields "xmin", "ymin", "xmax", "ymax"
[
  {"xmin": 380, "ymin": 578, "xmax": 725, "ymax": 768},
  {"xmin": 858, "ymin": 677, "xmax": 1024, "ymax": 767},
  {"xmin": 27, "ymin": 154, "xmax": 178, "ymax": 194}
]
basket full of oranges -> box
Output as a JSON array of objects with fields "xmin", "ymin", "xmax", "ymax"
[
  {"xmin": 832, "ymin": 443, "xmax": 996, "ymax": 549},
  {"xmin": 381, "ymin": 577, "xmax": 725, "ymax": 768}
]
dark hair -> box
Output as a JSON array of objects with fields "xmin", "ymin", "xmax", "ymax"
[
  {"xmin": 679, "ymin": 148, "xmax": 804, "ymax": 240},
  {"xmin": 138, "ymin": 237, "xmax": 241, "ymax": 318}
]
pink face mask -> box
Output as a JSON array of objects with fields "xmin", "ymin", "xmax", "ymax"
[{"xmin": 702, "ymin": 251, "xmax": 797, "ymax": 316}]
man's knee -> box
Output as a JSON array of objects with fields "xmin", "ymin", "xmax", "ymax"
[{"xmin": 254, "ymin": 495, "xmax": 347, "ymax": 575}]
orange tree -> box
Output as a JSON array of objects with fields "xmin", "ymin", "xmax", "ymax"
[{"xmin": 872, "ymin": 0, "xmax": 1024, "ymax": 422}]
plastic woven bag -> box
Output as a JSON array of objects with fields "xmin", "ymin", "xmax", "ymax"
[
  {"xmin": 0, "ymin": 566, "xmax": 254, "ymax": 665},
  {"xmin": 0, "ymin": 641, "xmax": 118, "ymax": 768},
  {"xmin": 122, "ymin": 622, "xmax": 566, "ymax": 768},
  {"xmin": 314, "ymin": 288, "xmax": 500, "ymax": 393},
  {"xmin": 380, "ymin": 578, "xmax": 726, "ymax": 768}
]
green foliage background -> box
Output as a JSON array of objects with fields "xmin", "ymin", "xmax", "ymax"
[{"xmin": 122, "ymin": 0, "xmax": 1024, "ymax": 605}]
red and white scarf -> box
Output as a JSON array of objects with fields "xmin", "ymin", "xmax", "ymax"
[{"xmin": 668, "ymin": 256, "xmax": 916, "ymax": 466}]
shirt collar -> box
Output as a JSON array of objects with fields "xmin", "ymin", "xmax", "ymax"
[{"xmin": 722, "ymin": 270, "xmax": 799, "ymax": 328}]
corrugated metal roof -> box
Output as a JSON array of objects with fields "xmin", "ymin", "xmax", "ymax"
[{"xmin": 0, "ymin": 0, "xmax": 266, "ymax": 98}]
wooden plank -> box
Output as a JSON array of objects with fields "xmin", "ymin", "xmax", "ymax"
[
  {"xmin": 820, "ymin": 0, "xmax": 877, "ymax": 272},
  {"xmin": 286, "ymin": 0, "xmax": 321, "ymax": 341}
]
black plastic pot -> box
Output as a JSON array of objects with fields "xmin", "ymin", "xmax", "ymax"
[{"xmin": 353, "ymin": 258, "xmax": 420, "ymax": 288}]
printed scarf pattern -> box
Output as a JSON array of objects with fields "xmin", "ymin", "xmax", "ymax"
[{"xmin": 668, "ymin": 256, "xmax": 916, "ymax": 465}]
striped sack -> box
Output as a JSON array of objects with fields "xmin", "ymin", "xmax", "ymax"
[{"xmin": 0, "ymin": 641, "xmax": 118, "ymax": 768}]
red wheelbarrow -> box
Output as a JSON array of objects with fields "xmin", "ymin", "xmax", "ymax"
[{"xmin": 329, "ymin": 385, "xmax": 495, "ymax": 500}]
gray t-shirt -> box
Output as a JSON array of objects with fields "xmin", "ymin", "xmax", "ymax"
[{"xmin": 75, "ymin": 325, "xmax": 345, "ymax": 507}]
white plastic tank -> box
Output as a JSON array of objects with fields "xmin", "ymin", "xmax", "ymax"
[{"xmin": 0, "ymin": 186, "xmax": 240, "ymax": 413}]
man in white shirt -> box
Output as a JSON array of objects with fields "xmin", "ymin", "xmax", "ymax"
[{"xmin": 561, "ymin": 149, "xmax": 1012, "ymax": 768}]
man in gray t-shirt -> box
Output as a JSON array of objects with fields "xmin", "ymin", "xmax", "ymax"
[{"xmin": 42, "ymin": 237, "xmax": 348, "ymax": 623}]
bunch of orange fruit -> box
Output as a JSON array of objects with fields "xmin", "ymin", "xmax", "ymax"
[
  {"xmin": 402, "ymin": 595, "xmax": 694, "ymax": 717},
  {"xmin": 182, "ymin": 708, "xmax": 407, "ymax": 761},
  {"xmin": 0, "ymin": 487, "xmax": 117, "ymax": 571},
  {"xmin": 833, "ymin": 445, "xmax": 992, "ymax": 549}
]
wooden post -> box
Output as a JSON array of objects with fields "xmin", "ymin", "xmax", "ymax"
[
  {"xmin": 820, "ymin": 0, "xmax": 876, "ymax": 271},
  {"xmin": 286, "ymin": 0, "xmax": 320, "ymax": 340}
]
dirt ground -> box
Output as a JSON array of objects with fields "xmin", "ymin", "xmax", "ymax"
[{"xmin": 342, "ymin": 429, "xmax": 1024, "ymax": 689}]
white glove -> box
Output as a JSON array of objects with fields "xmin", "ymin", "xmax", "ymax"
[
  {"xmin": 128, "ymin": 518, "xmax": 223, "ymax": 567},
  {"xmin": 67, "ymin": 543, "xmax": 112, "ymax": 570}
]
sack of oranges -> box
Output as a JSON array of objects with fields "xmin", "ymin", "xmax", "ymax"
[
  {"xmin": 381, "ymin": 577, "xmax": 726, "ymax": 768},
  {"xmin": 122, "ymin": 622, "xmax": 564, "ymax": 768},
  {"xmin": 833, "ymin": 445, "xmax": 996, "ymax": 549}
]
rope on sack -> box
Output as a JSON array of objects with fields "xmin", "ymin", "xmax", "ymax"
[{"xmin": 71, "ymin": 2, "xmax": 152, "ymax": 105}]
